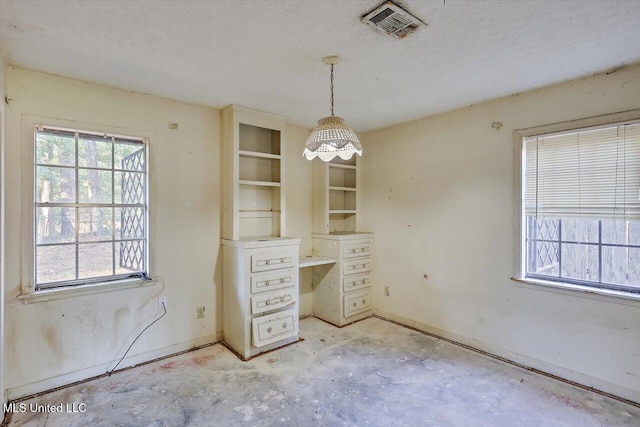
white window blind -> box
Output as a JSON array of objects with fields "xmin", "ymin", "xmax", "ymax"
[{"xmin": 524, "ymin": 122, "xmax": 640, "ymax": 218}]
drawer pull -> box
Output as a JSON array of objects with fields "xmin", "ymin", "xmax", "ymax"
[
  {"xmin": 362, "ymin": 279, "xmax": 366, "ymax": 284},
  {"xmin": 362, "ymin": 299, "xmax": 366, "ymax": 304},
  {"xmin": 282, "ymin": 322, "xmax": 287, "ymax": 328},
  {"xmin": 280, "ymin": 258, "xmax": 287, "ymax": 263},
  {"xmin": 267, "ymin": 327, "xmax": 273, "ymax": 333},
  {"xmin": 353, "ymin": 302, "xmax": 357, "ymax": 307},
  {"xmin": 261, "ymin": 277, "xmax": 290, "ymax": 287}
]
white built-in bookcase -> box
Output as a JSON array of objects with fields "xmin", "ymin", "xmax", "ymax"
[
  {"xmin": 222, "ymin": 105, "xmax": 287, "ymax": 240},
  {"xmin": 312, "ymin": 155, "xmax": 359, "ymax": 234}
]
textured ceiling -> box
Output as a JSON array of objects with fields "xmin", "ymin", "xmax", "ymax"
[{"xmin": 1, "ymin": 0, "xmax": 639, "ymax": 132}]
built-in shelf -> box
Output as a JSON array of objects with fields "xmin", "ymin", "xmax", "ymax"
[
  {"xmin": 299, "ymin": 255, "xmax": 337, "ymax": 268},
  {"xmin": 222, "ymin": 105, "xmax": 286, "ymax": 240},
  {"xmin": 239, "ymin": 150, "xmax": 281, "ymax": 160},
  {"xmin": 239, "ymin": 180, "xmax": 281, "ymax": 187},
  {"xmin": 313, "ymin": 155, "xmax": 359, "ymax": 234},
  {"xmin": 329, "ymin": 164, "xmax": 356, "ymax": 170},
  {"xmin": 239, "ymin": 211, "xmax": 277, "ymax": 218}
]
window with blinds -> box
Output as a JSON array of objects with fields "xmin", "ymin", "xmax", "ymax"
[
  {"xmin": 34, "ymin": 126, "xmax": 149, "ymax": 290},
  {"xmin": 523, "ymin": 121, "xmax": 640, "ymax": 293}
]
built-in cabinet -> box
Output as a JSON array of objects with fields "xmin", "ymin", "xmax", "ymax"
[
  {"xmin": 312, "ymin": 233, "xmax": 374, "ymax": 326},
  {"xmin": 222, "ymin": 237, "xmax": 300, "ymax": 360},
  {"xmin": 222, "ymin": 105, "xmax": 286, "ymax": 241},
  {"xmin": 313, "ymin": 156, "xmax": 358, "ymax": 234},
  {"xmin": 221, "ymin": 104, "xmax": 373, "ymax": 356},
  {"xmin": 221, "ymin": 105, "xmax": 299, "ymax": 359},
  {"xmin": 311, "ymin": 152, "xmax": 373, "ymax": 326}
]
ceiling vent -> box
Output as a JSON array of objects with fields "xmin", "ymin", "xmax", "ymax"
[{"xmin": 361, "ymin": 1, "xmax": 424, "ymax": 39}]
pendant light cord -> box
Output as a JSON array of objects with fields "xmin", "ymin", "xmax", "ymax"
[{"xmin": 330, "ymin": 64, "xmax": 334, "ymax": 116}]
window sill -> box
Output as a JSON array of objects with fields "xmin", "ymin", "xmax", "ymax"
[
  {"xmin": 18, "ymin": 277, "xmax": 161, "ymax": 304},
  {"xmin": 511, "ymin": 277, "xmax": 640, "ymax": 307}
]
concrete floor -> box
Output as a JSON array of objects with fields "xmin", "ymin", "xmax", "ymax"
[{"xmin": 4, "ymin": 317, "xmax": 639, "ymax": 426}]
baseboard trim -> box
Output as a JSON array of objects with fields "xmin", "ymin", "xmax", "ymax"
[
  {"xmin": 372, "ymin": 311, "xmax": 639, "ymax": 406},
  {"xmin": 6, "ymin": 332, "xmax": 222, "ymax": 401}
]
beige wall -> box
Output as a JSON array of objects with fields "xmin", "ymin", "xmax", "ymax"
[
  {"xmin": 285, "ymin": 124, "xmax": 314, "ymax": 316},
  {"xmin": 1, "ymin": 52, "xmax": 7, "ymax": 406},
  {"xmin": 3, "ymin": 67, "xmax": 315, "ymax": 399},
  {"xmin": 6, "ymin": 61, "xmax": 639, "ymax": 403},
  {"xmin": 360, "ymin": 64, "xmax": 640, "ymax": 402},
  {"xmin": 4, "ymin": 68, "xmax": 223, "ymax": 398}
]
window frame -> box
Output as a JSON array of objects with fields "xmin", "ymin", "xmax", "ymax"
[
  {"xmin": 513, "ymin": 109, "xmax": 640, "ymax": 299},
  {"xmin": 21, "ymin": 116, "xmax": 153, "ymax": 296}
]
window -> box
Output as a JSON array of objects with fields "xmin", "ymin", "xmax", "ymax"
[
  {"xmin": 34, "ymin": 126, "xmax": 148, "ymax": 290},
  {"xmin": 522, "ymin": 119, "xmax": 640, "ymax": 294}
]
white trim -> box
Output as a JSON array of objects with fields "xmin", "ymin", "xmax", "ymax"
[
  {"xmin": 512, "ymin": 109, "xmax": 640, "ymax": 297},
  {"xmin": 21, "ymin": 114, "xmax": 156, "ymax": 296},
  {"xmin": 6, "ymin": 332, "xmax": 222, "ymax": 400},
  {"xmin": 511, "ymin": 277, "xmax": 640, "ymax": 306},
  {"xmin": 514, "ymin": 109, "xmax": 640, "ymax": 141},
  {"xmin": 373, "ymin": 309, "xmax": 640, "ymax": 404},
  {"xmin": 17, "ymin": 276, "xmax": 161, "ymax": 304}
]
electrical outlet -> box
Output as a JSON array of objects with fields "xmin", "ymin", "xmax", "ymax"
[
  {"xmin": 196, "ymin": 306, "xmax": 205, "ymax": 319},
  {"xmin": 159, "ymin": 295, "xmax": 167, "ymax": 310}
]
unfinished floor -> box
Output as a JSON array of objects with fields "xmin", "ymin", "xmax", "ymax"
[{"xmin": 4, "ymin": 317, "xmax": 639, "ymax": 426}]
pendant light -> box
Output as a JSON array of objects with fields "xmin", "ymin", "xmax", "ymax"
[{"xmin": 303, "ymin": 56, "xmax": 362, "ymax": 162}]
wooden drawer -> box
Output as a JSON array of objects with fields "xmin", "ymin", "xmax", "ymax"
[
  {"xmin": 252, "ymin": 309, "xmax": 298, "ymax": 348},
  {"xmin": 251, "ymin": 268, "xmax": 295, "ymax": 294},
  {"xmin": 343, "ymin": 258, "xmax": 372, "ymax": 276},
  {"xmin": 343, "ymin": 241, "xmax": 372, "ymax": 259},
  {"xmin": 251, "ymin": 247, "xmax": 297, "ymax": 273},
  {"xmin": 343, "ymin": 291, "xmax": 371, "ymax": 318},
  {"xmin": 251, "ymin": 288, "xmax": 296, "ymax": 315},
  {"xmin": 343, "ymin": 273, "xmax": 371, "ymax": 293}
]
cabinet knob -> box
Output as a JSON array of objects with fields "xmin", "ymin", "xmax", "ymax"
[
  {"xmin": 362, "ymin": 264, "xmax": 367, "ymax": 268},
  {"xmin": 267, "ymin": 327, "xmax": 273, "ymax": 333},
  {"xmin": 282, "ymin": 322, "xmax": 287, "ymax": 329},
  {"xmin": 266, "ymin": 260, "xmax": 271, "ymax": 265},
  {"xmin": 361, "ymin": 279, "xmax": 366, "ymax": 284},
  {"xmin": 280, "ymin": 278, "xmax": 286, "ymax": 283},
  {"xmin": 362, "ymin": 299, "xmax": 366, "ymax": 304},
  {"xmin": 353, "ymin": 302, "xmax": 357, "ymax": 307}
]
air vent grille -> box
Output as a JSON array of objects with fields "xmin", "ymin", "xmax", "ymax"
[
  {"xmin": 369, "ymin": 7, "xmax": 395, "ymax": 24},
  {"xmin": 362, "ymin": 1, "xmax": 424, "ymax": 39}
]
